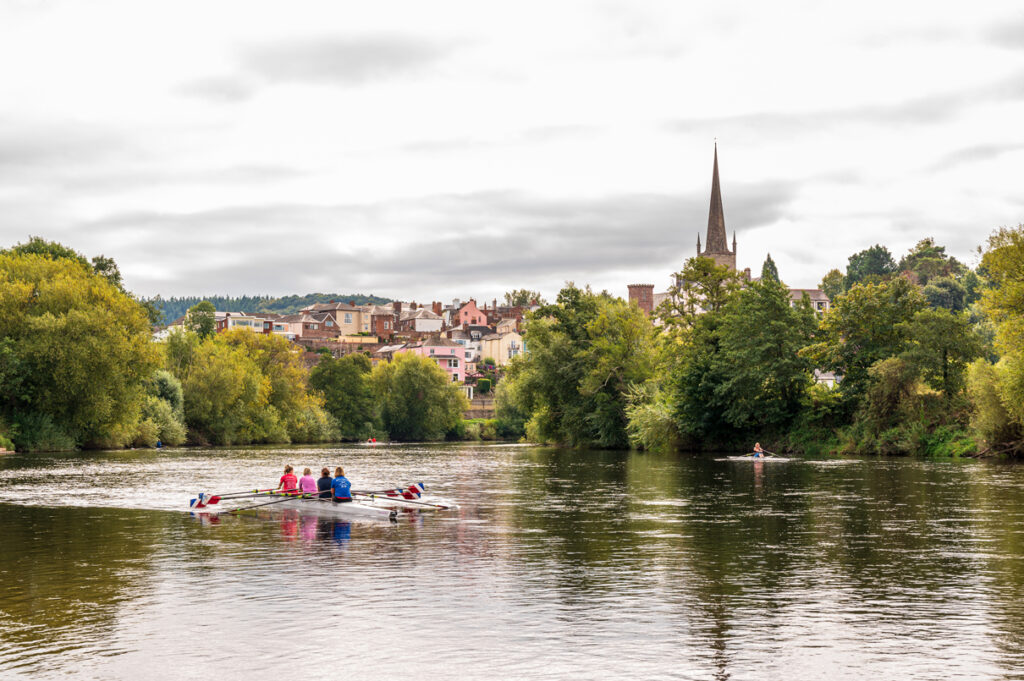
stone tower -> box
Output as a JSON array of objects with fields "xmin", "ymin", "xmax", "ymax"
[
  {"xmin": 696, "ymin": 143, "xmax": 737, "ymax": 271},
  {"xmin": 627, "ymin": 284, "xmax": 655, "ymax": 315}
]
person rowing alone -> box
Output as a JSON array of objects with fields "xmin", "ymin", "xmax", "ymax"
[
  {"xmin": 332, "ymin": 466, "xmax": 352, "ymax": 503},
  {"xmin": 752, "ymin": 443, "xmax": 765, "ymax": 459}
]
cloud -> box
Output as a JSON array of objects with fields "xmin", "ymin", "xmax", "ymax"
[
  {"xmin": 987, "ymin": 13, "xmax": 1024, "ymax": 50},
  {"xmin": 927, "ymin": 143, "xmax": 1024, "ymax": 172},
  {"xmin": 176, "ymin": 76, "xmax": 258, "ymax": 102},
  {"xmin": 238, "ymin": 34, "xmax": 453, "ymax": 85},
  {"xmin": 86, "ymin": 185, "xmax": 798, "ymax": 297},
  {"xmin": 0, "ymin": 122, "xmax": 130, "ymax": 177}
]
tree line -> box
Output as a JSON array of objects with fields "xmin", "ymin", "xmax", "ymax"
[
  {"xmin": 146, "ymin": 292, "xmax": 393, "ymax": 325},
  {"xmin": 496, "ymin": 229, "xmax": 1024, "ymax": 456},
  {"xmin": 0, "ymin": 238, "xmax": 465, "ymax": 451}
]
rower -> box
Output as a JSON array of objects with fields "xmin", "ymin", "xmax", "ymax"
[
  {"xmin": 317, "ymin": 467, "xmax": 333, "ymax": 499},
  {"xmin": 753, "ymin": 443, "xmax": 764, "ymax": 459},
  {"xmin": 277, "ymin": 465, "xmax": 298, "ymax": 494},
  {"xmin": 332, "ymin": 466, "xmax": 353, "ymax": 503}
]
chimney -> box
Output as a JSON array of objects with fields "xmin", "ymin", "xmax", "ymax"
[
  {"xmin": 493, "ymin": 298, "xmax": 497, "ymax": 311},
  {"xmin": 432, "ymin": 301, "xmax": 442, "ymax": 316},
  {"xmin": 411, "ymin": 301, "xmax": 418, "ymax": 310},
  {"xmin": 348, "ymin": 300, "xmax": 355, "ymax": 307},
  {"xmin": 329, "ymin": 299, "xmax": 335, "ymax": 303},
  {"xmin": 393, "ymin": 302, "xmax": 401, "ymax": 313}
]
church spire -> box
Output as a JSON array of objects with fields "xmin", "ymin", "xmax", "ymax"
[{"xmin": 703, "ymin": 142, "xmax": 729, "ymax": 254}]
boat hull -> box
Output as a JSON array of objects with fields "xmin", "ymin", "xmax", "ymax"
[
  {"xmin": 210, "ymin": 494, "xmax": 398, "ymax": 520},
  {"xmin": 357, "ymin": 494, "xmax": 457, "ymax": 510}
]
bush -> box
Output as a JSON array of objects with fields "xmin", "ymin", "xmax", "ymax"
[
  {"xmin": 10, "ymin": 413, "xmax": 77, "ymax": 452},
  {"xmin": 477, "ymin": 378, "xmax": 492, "ymax": 394},
  {"xmin": 0, "ymin": 432, "xmax": 14, "ymax": 451}
]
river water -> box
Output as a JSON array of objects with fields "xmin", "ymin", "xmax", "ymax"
[{"xmin": 1, "ymin": 444, "xmax": 1023, "ymax": 680}]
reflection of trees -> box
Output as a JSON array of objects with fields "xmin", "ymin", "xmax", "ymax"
[{"xmin": 0, "ymin": 505, "xmax": 166, "ymax": 668}]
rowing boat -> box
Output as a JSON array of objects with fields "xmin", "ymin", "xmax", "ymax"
[
  {"xmin": 357, "ymin": 493, "xmax": 458, "ymax": 510},
  {"xmin": 716, "ymin": 455, "xmax": 792, "ymax": 462},
  {"xmin": 192, "ymin": 492, "xmax": 398, "ymax": 521}
]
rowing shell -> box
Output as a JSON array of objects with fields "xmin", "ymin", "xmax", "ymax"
[
  {"xmin": 716, "ymin": 455, "xmax": 792, "ymax": 462},
  {"xmin": 196, "ymin": 494, "xmax": 397, "ymax": 520},
  {"xmin": 358, "ymin": 493, "xmax": 458, "ymax": 511}
]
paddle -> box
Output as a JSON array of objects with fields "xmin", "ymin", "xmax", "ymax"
[
  {"xmin": 352, "ymin": 492, "xmax": 450, "ymax": 510},
  {"xmin": 192, "ymin": 488, "xmax": 300, "ymax": 508}
]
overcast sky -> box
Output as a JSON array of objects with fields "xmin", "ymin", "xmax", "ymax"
[{"xmin": 1, "ymin": 0, "xmax": 1022, "ymax": 303}]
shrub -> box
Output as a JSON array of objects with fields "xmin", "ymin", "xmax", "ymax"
[{"xmin": 477, "ymin": 378, "xmax": 492, "ymax": 394}]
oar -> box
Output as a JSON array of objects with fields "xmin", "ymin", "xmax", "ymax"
[
  {"xmin": 194, "ymin": 487, "xmax": 301, "ymax": 507},
  {"xmin": 352, "ymin": 492, "xmax": 450, "ymax": 510},
  {"xmin": 223, "ymin": 491, "xmax": 321, "ymax": 515}
]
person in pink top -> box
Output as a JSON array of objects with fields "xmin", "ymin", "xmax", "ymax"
[
  {"xmin": 277, "ymin": 465, "xmax": 298, "ymax": 494},
  {"xmin": 298, "ymin": 467, "xmax": 318, "ymax": 494}
]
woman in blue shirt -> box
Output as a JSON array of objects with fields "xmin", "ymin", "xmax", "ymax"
[{"xmin": 332, "ymin": 466, "xmax": 352, "ymax": 503}]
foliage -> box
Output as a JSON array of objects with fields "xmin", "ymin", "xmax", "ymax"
[
  {"xmin": 820, "ymin": 269, "xmax": 845, "ymax": 302},
  {"xmin": 146, "ymin": 292, "xmax": 392, "ymax": 325},
  {"xmin": 922, "ymin": 277, "xmax": 967, "ymax": 312},
  {"xmin": 760, "ymin": 254, "xmax": 780, "ymax": 282},
  {"xmin": 2, "ymin": 237, "xmax": 125, "ymax": 292},
  {"xmin": 369, "ymin": 352, "xmax": 468, "ymax": 441},
  {"xmin": 846, "ymin": 244, "xmax": 898, "ymax": 288},
  {"xmin": 898, "ymin": 309, "xmax": 983, "ymax": 396},
  {"xmin": 186, "ymin": 301, "xmax": 217, "ymax": 340},
  {"xmin": 898, "ymin": 238, "xmax": 966, "ymax": 286},
  {"xmin": 802, "ymin": 277, "xmax": 925, "ymax": 402},
  {"xmin": 504, "ymin": 289, "xmax": 545, "ymax": 307},
  {"xmin": 477, "ymin": 378, "xmax": 492, "ymax": 394},
  {"xmin": 966, "ymin": 359, "xmax": 1021, "ymax": 452},
  {"xmin": 309, "ymin": 353, "xmax": 378, "ymax": 440},
  {"xmin": 499, "ymin": 285, "xmax": 656, "ymax": 448},
  {"xmin": 0, "ymin": 432, "xmax": 13, "ymax": 451},
  {"xmin": 655, "ymin": 257, "xmax": 744, "ymax": 334},
  {"xmin": 670, "ymin": 278, "xmax": 816, "ymax": 442},
  {"xmin": 624, "ymin": 383, "xmax": 680, "ymax": 452},
  {"xmin": 0, "ymin": 252, "xmax": 160, "ymax": 450}
]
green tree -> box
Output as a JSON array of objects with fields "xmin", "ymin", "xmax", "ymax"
[
  {"xmin": 898, "ymin": 237, "xmax": 966, "ymax": 285},
  {"xmin": 898, "ymin": 309, "xmax": 983, "ymax": 397},
  {"xmin": 760, "ymin": 253, "xmax": 780, "ymax": 282},
  {"xmin": 310, "ymin": 353, "xmax": 377, "ymax": 440},
  {"xmin": 802, "ymin": 277, "xmax": 925, "ymax": 401},
  {"xmin": 656, "ymin": 257, "xmax": 743, "ymax": 333},
  {"xmin": 846, "ymin": 244, "xmax": 897, "ymax": 288},
  {"xmin": 499, "ymin": 285, "xmax": 656, "ymax": 448},
  {"xmin": 369, "ymin": 352, "xmax": 468, "ymax": 441},
  {"xmin": 504, "ymin": 289, "xmax": 545, "ymax": 307},
  {"xmin": 0, "ymin": 252, "xmax": 159, "ymax": 450},
  {"xmin": 186, "ymin": 301, "xmax": 217, "ymax": 340},
  {"xmin": 820, "ymin": 268, "xmax": 846, "ymax": 301},
  {"xmin": 922, "ymin": 276, "xmax": 967, "ymax": 311}
]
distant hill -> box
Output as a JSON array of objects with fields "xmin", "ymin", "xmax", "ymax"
[{"xmin": 146, "ymin": 293, "xmax": 393, "ymax": 325}]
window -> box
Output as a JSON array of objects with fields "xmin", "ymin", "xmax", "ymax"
[
  {"xmin": 384, "ymin": 321, "xmax": 390, "ymax": 329},
  {"xmin": 344, "ymin": 313, "xmax": 352, "ymax": 324},
  {"xmin": 430, "ymin": 348, "xmax": 435, "ymax": 355},
  {"xmin": 452, "ymin": 374, "xmax": 459, "ymax": 382},
  {"xmin": 326, "ymin": 320, "xmax": 334, "ymax": 326},
  {"xmin": 448, "ymin": 359, "xmax": 458, "ymax": 368}
]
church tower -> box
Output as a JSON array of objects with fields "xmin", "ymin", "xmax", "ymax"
[{"xmin": 696, "ymin": 143, "xmax": 737, "ymax": 272}]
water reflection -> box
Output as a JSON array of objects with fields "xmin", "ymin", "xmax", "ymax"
[{"xmin": 1, "ymin": 446, "xmax": 1023, "ymax": 680}]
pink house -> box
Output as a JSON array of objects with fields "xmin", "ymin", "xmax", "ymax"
[
  {"xmin": 403, "ymin": 337, "xmax": 464, "ymax": 383},
  {"xmin": 456, "ymin": 299, "xmax": 486, "ymax": 327}
]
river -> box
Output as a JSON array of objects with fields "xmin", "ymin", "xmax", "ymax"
[{"xmin": 1, "ymin": 444, "xmax": 1023, "ymax": 680}]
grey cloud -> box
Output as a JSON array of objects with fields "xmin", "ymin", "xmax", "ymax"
[
  {"xmin": 239, "ymin": 34, "xmax": 452, "ymax": 85},
  {"xmin": 176, "ymin": 76, "xmax": 258, "ymax": 102},
  {"xmin": 88, "ymin": 185, "xmax": 798, "ymax": 297},
  {"xmin": 987, "ymin": 14, "xmax": 1024, "ymax": 49},
  {"xmin": 59, "ymin": 163, "xmax": 307, "ymax": 192},
  {"xmin": 0, "ymin": 123, "xmax": 131, "ymax": 177},
  {"xmin": 928, "ymin": 143, "xmax": 1024, "ymax": 172}
]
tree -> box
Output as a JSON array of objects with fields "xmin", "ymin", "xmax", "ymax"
[
  {"xmin": 820, "ymin": 268, "xmax": 846, "ymax": 302},
  {"xmin": 922, "ymin": 276, "xmax": 967, "ymax": 312},
  {"xmin": 760, "ymin": 253, "xmax": 780, "ymax": 282},
  {"xmin": 498, "ymin": 285, "xmax": 656, "ymax": 448},
  {"xmin": 670, "ymin": 278, "xmax": 816, "ymax": 441},
  {"xmin": 369, "ymin": 352, "xmax": 467, "ymax": 441},
  {"xmin": 504, "ymin": 289, "xmax": 545, "ymax": 307},
  {"xmin": 310, "ymin": 353, "xmax": 377, "ymax": 440},
  {"xmin": 186, "ymin": 301, "xmax": 217, "ymax": 340},
  {"xmin": 898, "ymin": 238, "xmax": 966, "ymax": 285},
  {"xmin": 846, "ymin": 244, "xmax": 897, "ymax": 288},
  {"xmin": 899, "ymin": 309, "xmax": 983, "ymax": 397},
  {"xmin": 0, "ymin": 252, "xmax": 159, "ymax": 450},
  {"xmin": 802, "ymin": 277, "xmax": 926, "ymax": 401},
  {"xmin": 656, "ymin": 257, "xmax": 743, "ymax": 333}
]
